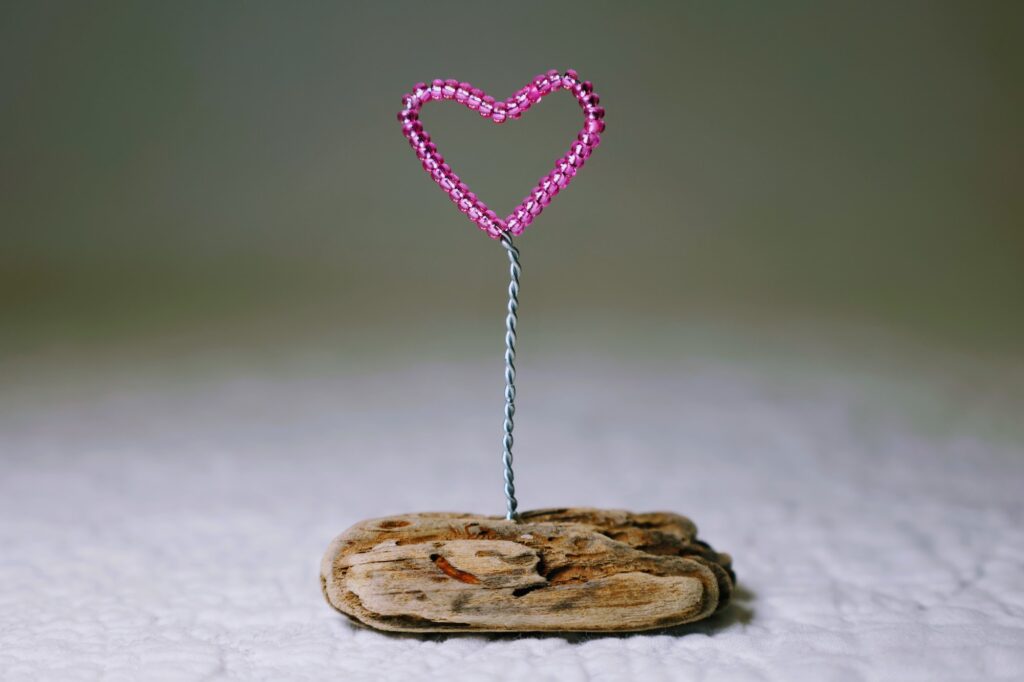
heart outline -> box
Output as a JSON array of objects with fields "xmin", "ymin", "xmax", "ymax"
[{"xmin": 398, "ymin": 69, "xmax": 604, "ymax": 238}]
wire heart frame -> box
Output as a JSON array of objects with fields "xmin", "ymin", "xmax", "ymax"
[
  {"xmin": 398, "ymin": 69, "xmax": 605, "ymax": 238},
  {"xmin": 397, "ymin": 69, "xmax": 605, "ymax": 520}
]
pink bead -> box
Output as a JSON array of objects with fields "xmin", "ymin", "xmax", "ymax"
[
  {"xmin": 439, "ymin": 174, "xmax": 457, "ymax": 192},
  {"xmin": 491, "ymin": 101, "xmax": 507, "ymax": 123},
  {"xmin": 417, "ymin": 141, "xmax": 437, "ymax": 158},
  {"xmin": 450, "ymin": 186, "xmax": 465, "ymax": 202},
  {"xmin": 468, "ymin": 88, "xmax": 484, "ymax": 110},
  {"xmin": 581, "ymin": 92, "xmax": 600, "ymax": 108},
  {"xmin": 506, "ymin": 216, "xmax": 522, "ymax": 233},
  {"xmin": 467, "ymin": 205, "xmax": 482, "ymax": 221},
  {"xmin": 397, "ymin": 109, "xmax": 417, "ymax": 123},
  {"xmin": 577, "ymin": 80, "xmax": 594, "ymax": 96},
  {"xmin": 422, "ymin": 154, "xmax": 441, "ymax": 172},
  {"xmin": 585, "ymin": 118, "xmax": 605, "ymax": 134},
  {"xmin": 578, "ymin": 131, "xmax": 601, "ymax": 148},
  {"xmin": 479, "ymin": 95, "xmax": 494, "ymax": 117},
  {"xmin": 443, "ymin": 79, "xmax": 458, "ymax": 99},
  {"xmin": 458, "ymin": 197, "xmax": 474, "ymax": 213},
  {"xmin": 586, "ymin": 106, "xmax": 605, "ymax": 120},
  {"xmin": 413, "ymin": 82, "xmax": 430, "ymax": 102},
  {"xmin": 455, "ymin": 83, "xmax": 470, "ymax": 103},
  {"xmin": 430, "ymin": 79, "xmax": 444, "ymax": 100},
  {"xmin": 563, "ymin": 69, "xmax": 579, "ymax": 90},
  {"xmin": 526, "ymin": 86, "xmax": 541, "ymax": 103}
]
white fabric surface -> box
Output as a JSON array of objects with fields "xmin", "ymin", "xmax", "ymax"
[{"xmin": 2, "ymin": 333, "xmax": 1023, "ymax": 681}]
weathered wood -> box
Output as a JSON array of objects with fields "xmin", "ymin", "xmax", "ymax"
[{"xmin": 321, "ymin": 508, "xmax": 734, "ymax": 633}]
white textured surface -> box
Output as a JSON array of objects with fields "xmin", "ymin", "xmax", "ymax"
[{"xmin": 2, "ymin": 337, "xmax": 1023, "ymax": 681}]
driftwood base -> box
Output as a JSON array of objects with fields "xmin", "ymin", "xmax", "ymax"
[{"xmin": 321, "ymin": 508, "xmax": 734, "ymax": 633}]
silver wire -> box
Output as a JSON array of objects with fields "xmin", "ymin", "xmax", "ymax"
[{"xmin": 499, "ymin": 232, "xmax": 520, "ymax": 521}]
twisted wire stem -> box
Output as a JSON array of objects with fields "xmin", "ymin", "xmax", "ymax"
[{"xmin": 499, "ymin": 232, "xmax": 521, "ymax": 521}]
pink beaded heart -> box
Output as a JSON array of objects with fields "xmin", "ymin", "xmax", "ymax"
[{"xmin": 398, "ymin": 69, "xmax": 604, "ymax": 238}]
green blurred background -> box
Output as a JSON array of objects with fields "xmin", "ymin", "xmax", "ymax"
[{"xmin": 2, "ymin": 0, "xmax": 1021, "ymax": 369}]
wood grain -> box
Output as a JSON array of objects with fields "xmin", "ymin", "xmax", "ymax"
[{"xmin": 321, "ymin": 508, "xmax": 734, "ymax": 633}]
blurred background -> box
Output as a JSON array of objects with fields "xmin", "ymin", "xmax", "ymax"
[
  {"xmin": 3, "ymin": 0, "xmax": 1024, "ymax": 515},
  {"xmin": 2, "ymin": 1, "xmax": 1021, "ymax": 366},
  {"xmin": 2, "ymin": 2, "xmax": 1023, "ymax": 677}
]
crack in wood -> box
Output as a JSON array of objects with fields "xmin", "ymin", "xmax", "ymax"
[{"xmin": 430, "ymin": 553, "xmax": 481, "ymax": 584}]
